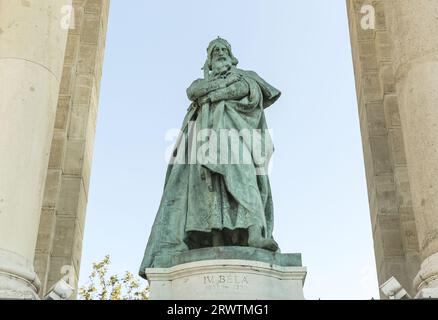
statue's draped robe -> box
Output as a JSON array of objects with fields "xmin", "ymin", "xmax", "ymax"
[{"xmin": 139, "ymin": 69, "xmax": 281, "ymax": 277}]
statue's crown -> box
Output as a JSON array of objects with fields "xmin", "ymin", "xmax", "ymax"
[{"xmin": 207, "ymin": 37, "xmax": 232, "ymax": 54}]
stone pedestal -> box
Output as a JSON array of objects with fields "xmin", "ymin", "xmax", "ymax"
[{"xmin": 145, "ymin": 247, "xmax": 306, "ymax": 300}]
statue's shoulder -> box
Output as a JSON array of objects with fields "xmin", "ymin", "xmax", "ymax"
[
  {"xmin": 235, "ymin": 68, "xmax": 258, "ymax": 78},
  {"xmin": 235, "ymin": 69, "xmax": 281, "ymax": 108},
  {"xmin": 235, "ymin": 69, "xmax": 272, "ymax": 88}
]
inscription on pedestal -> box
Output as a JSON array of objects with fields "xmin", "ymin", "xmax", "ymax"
[
  {"xmin": 146, "ymin": 258, "xmax": 307, "ymax": 300},
  {"xmin": 203, "ymin": 274, "xmax": 249, "ymax": 290}
]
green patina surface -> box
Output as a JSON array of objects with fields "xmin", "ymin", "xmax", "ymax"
[{"xmin": 139, "ymin": 38, "xmax": 285, "ymax": 278}]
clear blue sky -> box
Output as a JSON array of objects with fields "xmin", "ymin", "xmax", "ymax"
[{"xmin": 79, "ymin": 0, "xmax": 379, "ymax": 299}]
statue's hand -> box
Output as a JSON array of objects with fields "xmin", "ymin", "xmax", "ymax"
[{"xmin": 225, "ymin": 73, "xmax": 242, "ymax": 86}]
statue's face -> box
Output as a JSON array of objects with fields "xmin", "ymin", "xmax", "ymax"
[{"xmin": 211, "ymin": 43, "xmax": 232, "ymax": 71}]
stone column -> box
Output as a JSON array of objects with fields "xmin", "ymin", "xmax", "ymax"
[
  {"xmin": 383, "ymin": 0, "xmax": 438, "ymax": 296},
  {"xmin": 0, "ymin": 0, "xmax": 71, "ymax": 299}
]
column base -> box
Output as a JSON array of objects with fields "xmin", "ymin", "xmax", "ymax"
[
  {"xmin": 414, "ymin": 252, "xmax": 438, "ymax": 298},
  {"xmin": 145, "ymin": 247, "xmax": 306, "ymax": 300},
  {"xmin": 0, "ymin": 249, "xmax": 40, "ymax": 300},
  {"xmin": 416, "ymin": 288, "xmax": 438, "ymax": 299}
]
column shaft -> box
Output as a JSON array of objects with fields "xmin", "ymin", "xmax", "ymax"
[
  {"xmin": 383, "ymin": 0, "xmax": 438, "ymax": 294},
  {"xmin": 0, "ymin": 0, "xmax": 71, "ymax": 299}
]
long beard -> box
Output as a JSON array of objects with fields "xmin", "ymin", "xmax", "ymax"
[{"xmin": 212, "ymin": 60, "xmax": 232, "ymax": 76}]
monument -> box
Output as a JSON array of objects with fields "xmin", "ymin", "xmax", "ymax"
[
  {"xmin": 3, "ymin": 1, "xmax": 438, "ymax": 300},
  {"xmin": 139, "ymin": 38, "xmax": 306, "ymax": 300}
]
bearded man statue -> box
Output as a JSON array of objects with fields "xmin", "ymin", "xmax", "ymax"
[{"xmin": 139, "ymin": 38, "xmax": 282, "ymax": 276}]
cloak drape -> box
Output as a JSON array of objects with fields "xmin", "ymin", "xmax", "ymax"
[{"xmin": 139, "ymin": 69, "xmax": 280, "ymax": 277}]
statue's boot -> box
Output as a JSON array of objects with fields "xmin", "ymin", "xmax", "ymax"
[{"xmin": 248, "ymin": 225, "xmax": 279, "ymax": 252}]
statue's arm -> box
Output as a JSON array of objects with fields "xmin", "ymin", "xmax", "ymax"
[
  {"xmin": 208, "ymin": 80, "xmax": 249, "ymax": 103},
  {"xmin": 186, "ymin": 75, "xmax": 241, "ymax": 101},
  {"xmin": 186, "ymin": 79, "xmax": 223, "ymax": 101}
]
